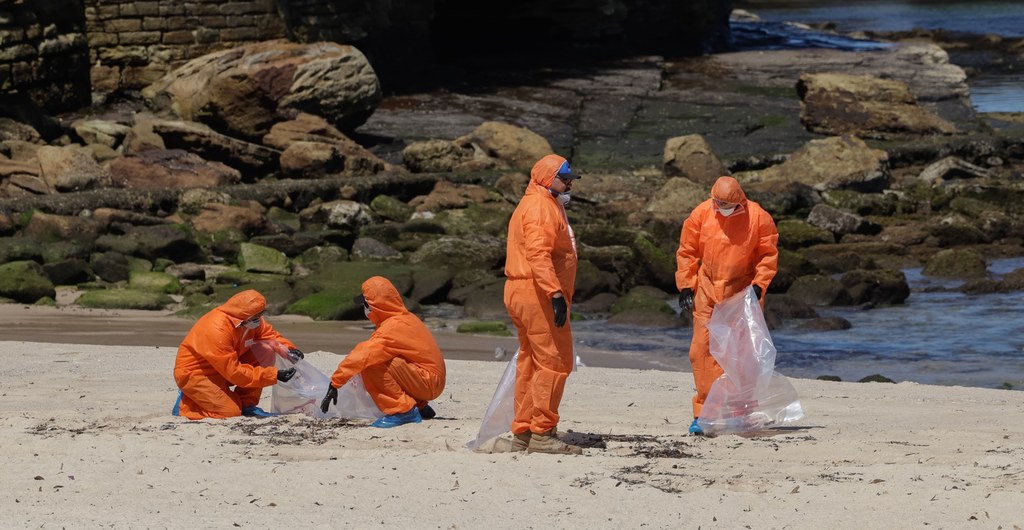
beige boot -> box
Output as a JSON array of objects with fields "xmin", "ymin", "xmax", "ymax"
[
  {"xmin": 527, "ymin": 429, "xmax": 583, "ymax": 455},
  {"xmin": 511, "ymin": 431, "xmax": 531, "ymax": 452}
]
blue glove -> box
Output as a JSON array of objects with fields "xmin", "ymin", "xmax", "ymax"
[{"xmin": 242, "ymin": 405, "xmax": 274, "ymax": 418}]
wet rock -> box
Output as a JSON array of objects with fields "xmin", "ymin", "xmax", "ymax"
[
  {"xmin": 840, "ymin": 269, "xmax": 910, "ymax": 305},
  {"xmin": 574, "ymin": 292, "xmax": 618, "ymax": 315},
  {"xmin": 22, "ymin": 211, "xmax": 102, "ymax": 242},
  {"xmin": 190, "ymin": 203, "xmax": 267, "ymax": 236},
  {"xmin": 351, "ymin": 237, "xmax": 402, "ymax": 262},
  {"xmin": 919, "ymin": 156, "xmax": 995, "ymax": 185},
  {"xmin": 409, "ymin": 235, "xmax": 505, "ymax": 273},
  {"xmin": 128, "ymin": 270, "xmax": 181, "ymax": 294},
  {"xmin": 456, "ymin": 321, "xmax": 511, "ymax": 336},
  {"xmin": 409, "ymin": 267, "xmax": 453, "ymax": 305},
  {"xmin": 859, "ymin": 374, "xmax": 895, "ymax": 383},
  {"xmin": 88, "ymin": 251, "xmax": 132, "ymax": 282},
  {"xmin": 645, "ymin": 177, "xmax": 707, "ymax": 226},
  {"xmin": 299, "ymin": 200, "xmax": 375, "ymax": 231},
  {"xmin": 765, "ymin": 293, "xmax": 820, "ymax": 319},
  {"xmin": 608, "ymin": 288, "xmax": 682, "ymax": 328},
  {"xmin": 574, "ymin": 260, "xmax": 620, "ymax": 303},
  {"xmin": 402, "ymin": 139, "xmax": 475, "ymax": 173},
  {"xmin": 461, "ymin": 280, "xmax": 508, "ymax": 320},
  {"xmin": 143, "ymin": 41, "xmax": 381, "ymax": 140},
  {"xmin": 43, "ymin": 258, "xmax": 94, "ymax": 286},
  {"xmin": 797, "ymin": 316, "xmax": 852, "ymax": 331},
  {"xmin": 820, "ymin": 189, "xmax": 899, "ymax": 216},
  {"xmin": 0, "ymin": 260, "xmax": 56, "ymax": 303},
  {"xmin": 369, "ymin": 195, "xmax": 413, "ymax": 223},
  {"xmin": 743, "ymin": 180, "xmax": 820, "ymax": 217},
  {"xmin": 787, "ymin": 274, "xmax": 851, "ymax": 306},
  {"xmin": 777, "ymin": 219, "xmax": 835, "ymax": 250},
  {"xmin": 921, "ymin": 248, "xmax": 987, "ymax": 278}
]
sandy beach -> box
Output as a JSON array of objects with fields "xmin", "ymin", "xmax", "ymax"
[{"xmin": 1, "ymin": 303, "xmax": 1022, "ymax": 528}]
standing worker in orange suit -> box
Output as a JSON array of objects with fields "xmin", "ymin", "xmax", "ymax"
[
  {"xmin": 320, "ymin": 276, "xmax": 446, "ymax": 428},
  {"xmin": 504, "ymin": 154, "xmax": 583, "ymax": 455},
  {"xmin": 676, "ymin": 176, "xmax": 779, "ymax": 435},
  {"xmin": 173, "ymin": 290, "xmax": 301, "ymax": 420}
]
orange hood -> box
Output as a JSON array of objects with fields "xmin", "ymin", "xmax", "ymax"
[
  {"xmin": 362, "ymin": 276, "xmax": 409, "ymax": 327},
  {"xmin": 711, "ymin": 176, "xmax": 747, "ymax": 204},
  {"xmin": 529, "ymin": 154, "xmax": 568, "ymax": 190},
  {"xmin": 218, "ymin": 290, "xmax": 266, "ymax": 326}
]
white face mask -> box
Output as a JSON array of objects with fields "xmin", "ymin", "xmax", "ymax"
[
  {"xmin": 555, "ymin": 192, "xmax": 571, "ymax": 205},
  {"xmin": 363, "ymin": 306, "xmax": 372, "ymax": 318},
  {"xmin": 718, "ymin": 205, "xmax": 737, "ymax": 217},
  {"xmin": 242, "ymin": 318, "xmax": 261, "ymax": 330}
]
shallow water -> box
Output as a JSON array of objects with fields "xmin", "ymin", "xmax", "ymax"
[
  {"xmin": 732, "ymin": 0, "xmax": 1024, "ymax": 113},
  {"xmin": 573, "ymin": 257, "xmax": 1024, "ymax": 390}
]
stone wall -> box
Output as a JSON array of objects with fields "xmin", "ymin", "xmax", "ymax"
[
  {"xmin": 84, "ymin": 0, "xmax": 286, "ymax": 93},
  {"xmin": 0, "ymin": 0, "xmax": 91, "ymax": 113}
]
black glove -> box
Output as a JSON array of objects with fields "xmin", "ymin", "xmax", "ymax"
[
  {"xmin": 287, "ymin": 348, "xmax": 304, "ymax": 362},
  {"xmin": 277, "ymin": 367, "xmax": 296, "ymax": 382},
  {"xmin": 678, "ymin": 288, "xmax": 694, "ymax": 312},
  {"xmin": 551, "ymin": 296, "xmax": 568, "ymax": 328},
  {"xmin": 752, "ymin": 284, "xmax": 763, "ymax": 300},
  {"xmin": 320, "ymin": 385, "xmax": 338, "ymax": 413}
]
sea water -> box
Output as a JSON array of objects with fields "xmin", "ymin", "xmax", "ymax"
[
  {"xmin": 731, "ymin": 0, "xmax": 1024, "ymax": 113},
  {"xmin": 573, "ymin": 257, "xmax": 1024, "ymax": 391}
]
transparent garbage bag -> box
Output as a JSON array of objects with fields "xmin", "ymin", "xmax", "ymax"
[
  {"xmin": 466, "ymin": 350, "xmax": 519, "ymax": 451},
  {"xmin": 249, "ymin": 340, "xmax": 383, "ymax": 420},
  {"xmin": 697, "ymin": 286, "xmax": 804, "ymax": 436}
]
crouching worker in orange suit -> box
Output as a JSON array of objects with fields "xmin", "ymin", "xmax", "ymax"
[
  {"xmin": 319, "ymin": 276, "xmax": 446, "ymax": 428},
  {"xmin": 172, "ymin": 290, "xmax": 301, "ymax": 420},
  {"xmin": 676, "ymin": 176, "xmax": 779, "ymax": 435},
  {"xmin": 504, "ymin": 154, "xmax": 583, "ymax": 455}
]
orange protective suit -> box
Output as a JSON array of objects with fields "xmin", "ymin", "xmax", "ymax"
[
  {"xmin": 329, "ymin": 276, "xmax": 446, "ymax": 415},
  {"xmin": 173, "ymin": 290, "xmax": 296, "ymax": 420},
  {"xmin": 676, "ymin": 176, "xmax": 779, "ymax": 418},
  {"xmin": 504, "ymin": 154, "xmax": 578, "ymax": 435}
]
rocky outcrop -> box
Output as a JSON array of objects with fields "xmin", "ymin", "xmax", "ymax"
[{"xmin": 142, "ymin": 40, "xmax": 382, "ymax": 141}]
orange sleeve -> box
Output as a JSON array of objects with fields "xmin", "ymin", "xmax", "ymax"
[
  {"xmin": 193, "ymin": 321, "xmax": 278, "ymax": 388},
  {"xmin": 675, "ymin": 208, "xmax": 704, "ymax": 292},
  {"xmin": 330, "ymin": 330, "xmax": 392, "ymax": 388},
  {"xmin": 751, "ymin": 208, "xmax": 780, "ymax": 291},
  {"xmin": 523, "ymin": 203, "xmax": 562, "ymax": 296}
]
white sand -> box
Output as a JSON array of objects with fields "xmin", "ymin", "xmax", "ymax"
[{"xmin": 1, "ymin": 338, "xmax": 1022, "ymax": 528}]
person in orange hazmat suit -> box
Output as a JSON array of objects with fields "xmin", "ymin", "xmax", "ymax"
[
  {"xmin": 504, "ymin": 154, "xmax": 584, "ymax": 455},
  {"xmin": 676, "ymin": 176, "xmax": 779, "ymax": 435},
  {"xmin": 319, "ymin": 276, "xmax": 446, "ymax": 428},
  {"xmin": 173, "ymin": 290, "xmax": 301, "ymax": 420}
]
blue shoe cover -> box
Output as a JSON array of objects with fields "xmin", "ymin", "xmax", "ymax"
[
  {"xmin": 371, "ymin": 407, "xmax": 422, "ymax": 428},
  {"xmin": 242, "ymin": 405, "xmax": 275, "ymax": 418},
  {"xmin": 689, "ymin": 418, "xmax": 704, "ymax": 435},
  {"xmin": 171, "ymin": 390, "xmax": 183, "ymax": 416}
]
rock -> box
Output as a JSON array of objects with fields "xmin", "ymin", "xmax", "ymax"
[
  {"xmin": 453, "ymin": 121, "xmax": 553, "ymax": 170},
  {"xmin": 402, "ymin": 139, "xmax": 476, "ymax": 173},
  {"xmin": 786, "ymin": 274, "xmax": 851, "ymax": 306},
  {"xmin": 921, "ymin": 248, "xmax": 987, "ymax": 278},
  {"xmin": 460, "ymin": 280, "xmax": 509, "ymax": 320},
  {"xmin": 0, "ymin": 117, "xmax": 42, "ymax": 143},
  {"xmin": 22, "ymin": 211, "xmax": 102, "ymax": 242},
  {"xmin": 798, "ymin": 316, "xmax": 852, "ymax": 331},
  {"xmin": 107, "ymin": 149, "xmax": 241, "ymax": 189},
  {"xmin": 840, "ymin": 269, "xmax": 910, "ymax": 305},
  {"xmin": 151, "ymin": 120, "xmax": 280, "ymax": 177},
  {"xmin": 128, "ymin": 270, "xmax": 182, "ymax": 294},
  {"xmin": 410, "ymin": 180, "xmax": 500, "ymax": 213},
  {"xmin": 295, "ymin": 245, "xmax": 350, "ymax": 271},
  {"xmin": 574, "ymin": 260, "xmax": 620, "ymax": 303},
  {"xmin": 456, "ymin": 321, "xmax": 512, "ymax": 336},
  {"xmin": 573, "ymin": 292, "xmax": 618, "ymax": 314},
  {"xmin": 142, "ymin": 40, "xmax": 382, "ymax": 140},
  {"xmin": 918, "ymin": 156, "xmax": 995, "ymax": 185},
  {"xmin": 760, "ymin": 135, "xmax": 891, "ymax": 192},
  {"xmin": 807, "ymin": 204, "xmax": 882, "ymax": 237},
  {"xmin": 765, "ymin": 293, "xmax": 820, "ymax": 319},
  {"xmin": 88, "ymin": 251, "xmax": 132, "ymax": 282},
  {"xmin": 121, "ymin": 118, "xmax": 166, "ymax": 153},
  {"xmin": 662, "ymin": 134, "xmax": 728, "ymax": 185},
  {"xmin": 797, "ymin": 72, "xmax": 957, "ymax": 139},
  {"xmin": 36, "ymin": 145, "xmax": 111, "ymax": 192},
  {"xmin": 190, "ymin": 203, "xmax": 267, "ymax": 236},
  {"xmin": 71, "ymin": 119, "xmax": 131, "ymax": 148},
  {"xmin": 369, "ymin": 195, "xmax": 414, "ymax": 223},
  {"xmin": 0, "ymin": 157, "xmax": 46, "ymax": 196},
  {"xmin": 607, "ymin": 288, "xmax": 681, "ymax": 328},
  {"xmin": 42, "ymin": 258, "xmax": 94, "ymax": 286},
  {"xmin": 237, "ymin": 243, "xmax": 291, "ymax": 275},
  {"xmin": 279, "ymin": 140, "xmax": 385, "ymax": 178},
  {"xmin": 131, "ymin": 224, "xmax": 203, "ymax": 263},
  {"xmin": 409, "ymin": 267, "xmax": 453, "ymax": 304},
  {"xmin": 645, "ymin": 177, "xmax": 708, "ymax": 225},
  {"xmin": 351, "ymin": 237, "xmax": 402, "ymax": 262},
  {"xmin": 0, "ymin": 260, "xmax": 56, "ymax": 303},
  {"xmin": 409, "ymin": 235, "xmax": 506, "ymax": 273}
]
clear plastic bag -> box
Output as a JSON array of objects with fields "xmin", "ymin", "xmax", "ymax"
[
  {"xmin": 466, "ymin": 350, "xmax": 519, "ymax": 451},
  {"xmin": 698, "ymin": 287, "xmax": 804, "ymax": 436},
  {"xmin": 250, "ymin": 340, "xmax": 383, "ymax": 420}
]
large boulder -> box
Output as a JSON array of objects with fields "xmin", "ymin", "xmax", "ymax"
[
  {"xmin": 453, "ymin": 121, "xmax": 553, "ymax": 170},
  {"xmin": 797, "ymin": 72, "xmax": 957, "ymax": 139},
  {"xmin": 151, "ymin": 120, "xmax": 280, "ymax": 177},
  {"xmin": 662, "ymin": 134, "xmax": 727, "ymax": 185},
  {"xmin": 36, "ymin": 145, "xmax": 111, "ymax": 192},
  {"xmin": 142, "ymin": 40, "xmax": 382, "ymax": 140}
]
